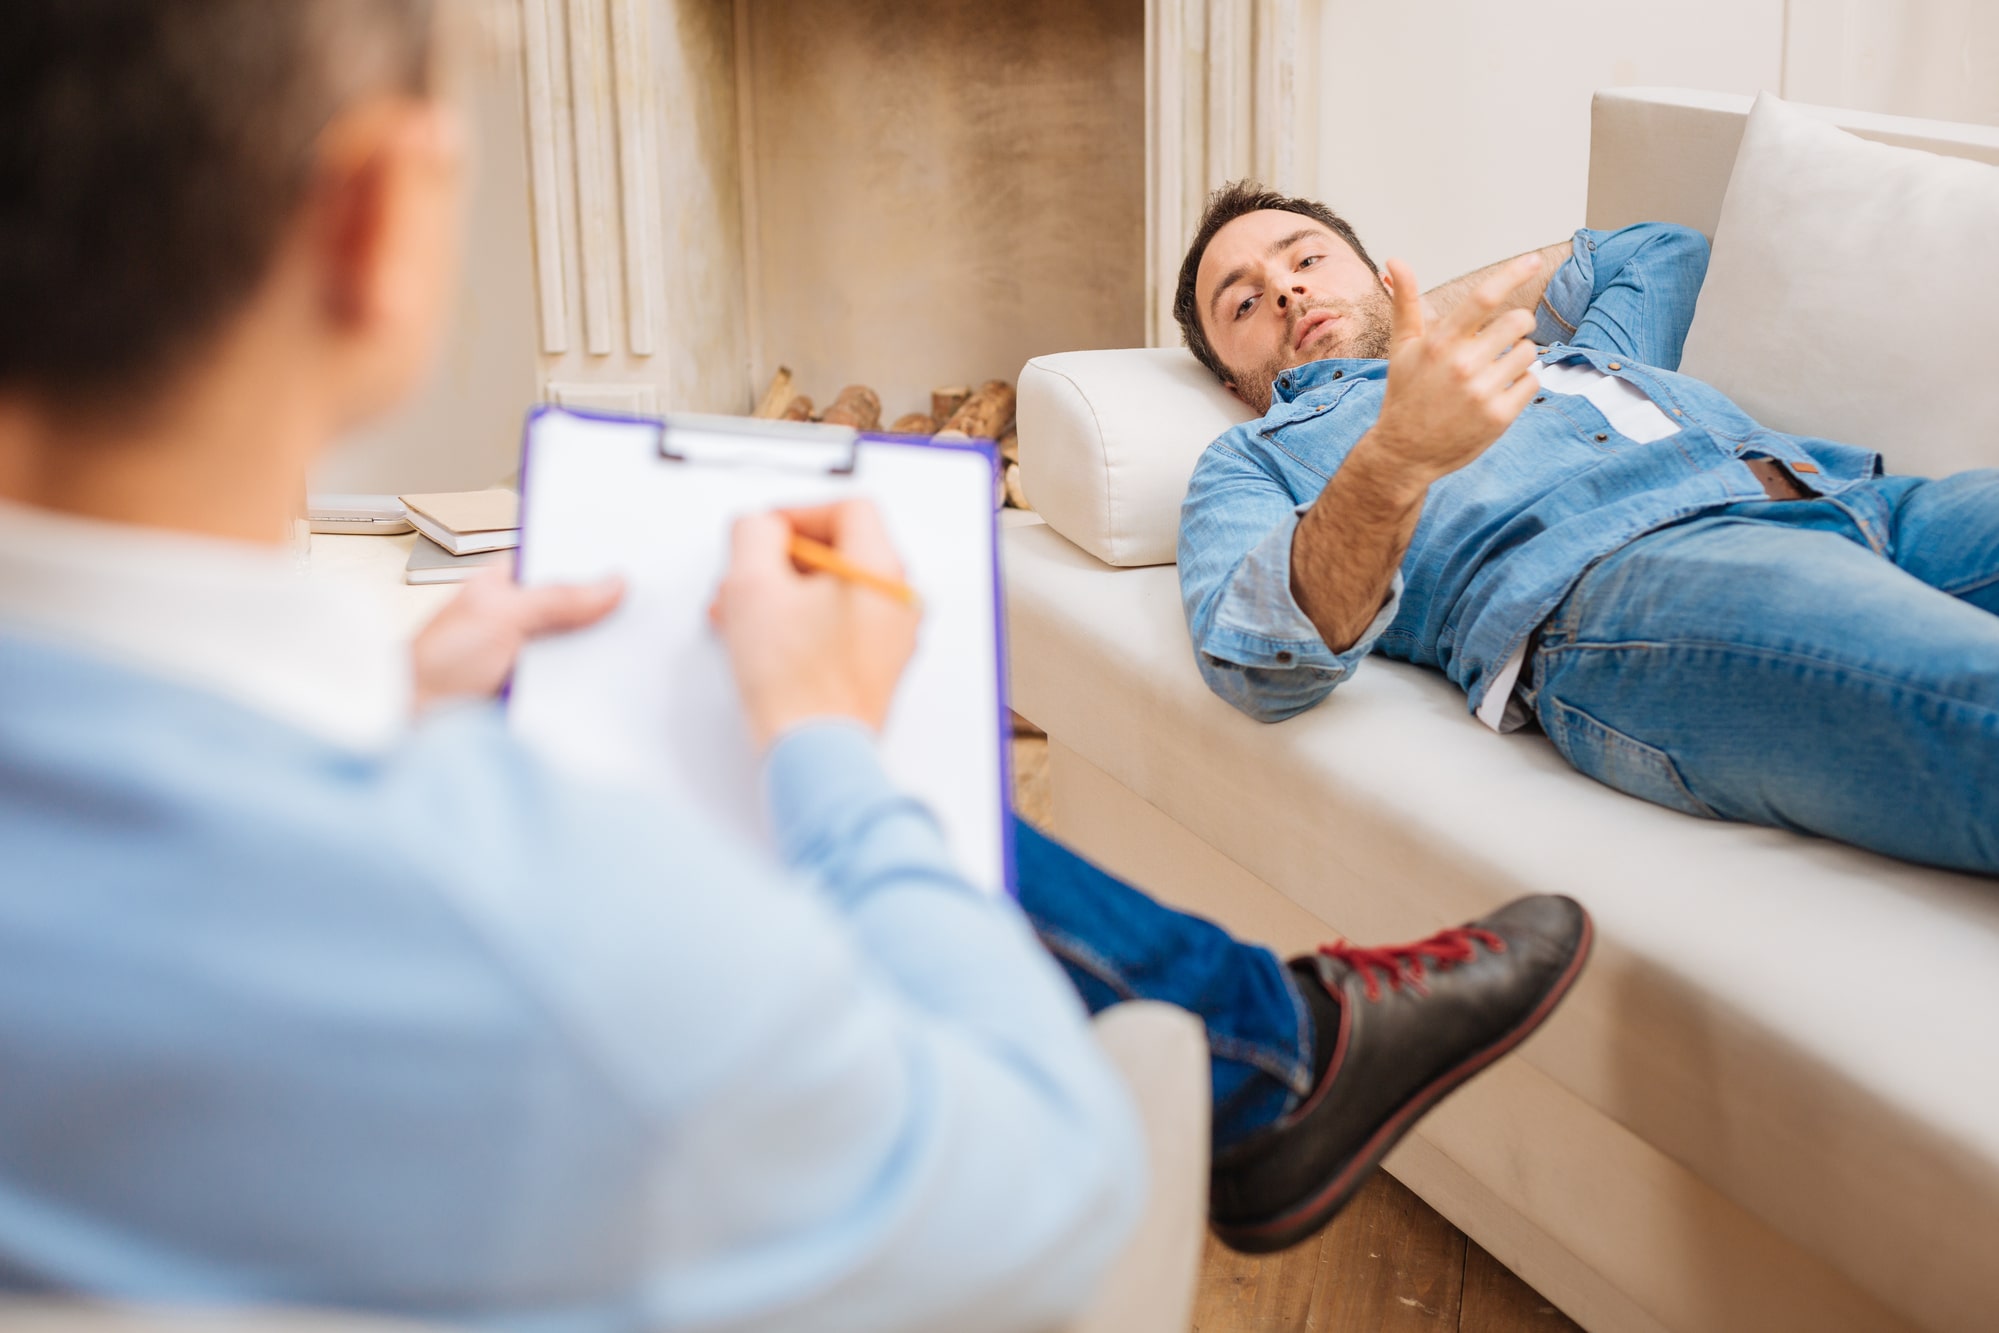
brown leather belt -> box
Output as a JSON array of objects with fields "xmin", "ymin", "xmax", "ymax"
[{"xmin": 1745, "ymin": 457, "xmax": 1816, "ymax": 501}]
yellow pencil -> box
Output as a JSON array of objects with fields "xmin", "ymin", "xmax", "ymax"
[{"xmin": 787, "ymin": 533, "xmax": 923, "ymax": 611}]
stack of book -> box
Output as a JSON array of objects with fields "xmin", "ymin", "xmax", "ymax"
[{"xmin": 399, "ymin": 490, "xmax": 519, "ymax": 585}]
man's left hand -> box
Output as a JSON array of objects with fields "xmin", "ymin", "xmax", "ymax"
[{"xmin": 410, "ymin": 568, "xmax": 623, "ymax": 714}]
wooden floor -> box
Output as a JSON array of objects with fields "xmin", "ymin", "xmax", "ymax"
[
  {"xmin": 1011, "ymin": 734, "xmax": 1581, "ymax": 1333},
  {"xmin": 1190, "ymin": 1179, "xmax": 1579, "ymax": 1333}
]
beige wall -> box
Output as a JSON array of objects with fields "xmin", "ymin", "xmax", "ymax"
[{"xmin": 738, "ymin": 0, "xmax": 1145, "ymax": 420}]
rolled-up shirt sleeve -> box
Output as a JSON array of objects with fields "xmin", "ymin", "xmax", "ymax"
[
  {"xmin": 1534, "ymin": 231, "xmax": 1592, "ymax": 346},
  {"xmin": 1180, "ymin": 442, "xmax": 1399, "ymax": 723},
  {"xmin": 1534, "ymin": 223, "xmax": 1711, "ymax": 369}
]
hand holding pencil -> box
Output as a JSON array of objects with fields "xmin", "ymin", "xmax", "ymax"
[
  {"xmin": 785, "ymin": 532, "xmax": 923, "ymax": 611},
  {"xmin": 710, "ymin": 499, "xmax": 923, "ymax": 750}
]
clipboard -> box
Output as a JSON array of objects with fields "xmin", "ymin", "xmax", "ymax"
[{"xmin": 507, "ymin": 406, "xmax": 1015, "ymax": 897}]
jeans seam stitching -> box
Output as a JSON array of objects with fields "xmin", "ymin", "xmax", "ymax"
[
  {"xmin": 1543, "ymin": 639, "xmax": 1999, "ymax": 716},
  {"xmin": 1939, "ymin": 567, "xmax": 1999, "ymax": 600},
  {"xmin": 1033, "ymin": 919, "xmax": 1312, "ymax": 1092},
  {"xmin": 1541, "ymin": 693, "xmax": 1720, "ymax": 818},
  {"xmin": 1029, "ymin": 924, "xmax": 1141, "ymax": 1003},
  {"xmin": 1206, "ymin": 1035, "xmax": 1313, "ymax": 1091}
]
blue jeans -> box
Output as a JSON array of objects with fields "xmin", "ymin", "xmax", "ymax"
[
  {"xmin": 1529, "ymin": 470, "xmax": 1999, "ymax": 873},
  {"xmin": 1012, "ymin": 820, "xmax": 1314, "ymax": 1149}
]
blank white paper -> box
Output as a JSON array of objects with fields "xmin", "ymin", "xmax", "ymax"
[{"xmin": 509, "ymin": 410, "xmax": 1008, "ymax": 895}]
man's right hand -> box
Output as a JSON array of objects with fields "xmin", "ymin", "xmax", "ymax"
[
  {"xmin": 1286, "ymin": 254, "xmax": 1544, "ymax": 655},
  {"xmin": 711, "ymin": 499, "xmax": 921, "ymax": 751},
  {"xmin": 1365, "ymin": 253, "xmax": 1543, "ymax": 486}
]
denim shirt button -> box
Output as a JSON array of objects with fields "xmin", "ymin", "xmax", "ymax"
[
  {"xmin": 1276, "ymin": 650, "xmax": 1294, "ymax": 664},
  {"xmin": 1332, "ymin": 369, "xmax": 1343, "ymax": 379},
  {"xmin": 1607, "ymin": 361, "xmax": 1622, "ymax": 371},
  {"xmin": 1595, "ymin": 433, "xmax": 1609, "ymax": 442}
]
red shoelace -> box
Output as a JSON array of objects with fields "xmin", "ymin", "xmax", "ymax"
[{"xmin": 1319, "ymin": 927, "xmax": 1506, "ymax": 1003}]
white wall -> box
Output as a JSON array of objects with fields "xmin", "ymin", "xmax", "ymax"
[
  {"xmin": 1308, "ymin": 1, "xmax": 1786, "ymax": 286},
  {"xmin": 1305, "ymin": 0, "xmax": 1999, "ymax": 288},
  {"xmin": 1783, "ymin": 0, "xmax": 1999, "ymax": 126}
]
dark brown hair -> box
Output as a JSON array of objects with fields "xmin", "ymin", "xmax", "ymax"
[
  {"xmin": 1173, "ymin": 180, "xmax": 1377, "ymax": 384},
  {"xmin": 0, "ymin": 1, "xmax": 435, "ymax": 405}
]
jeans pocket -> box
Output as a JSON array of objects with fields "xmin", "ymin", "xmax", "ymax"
[{"xmin": 1541, "ymin": 695, "xmax": 1721, "ymax": 820}]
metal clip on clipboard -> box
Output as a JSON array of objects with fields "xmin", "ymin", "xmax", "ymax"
[{"xmin": 655, "ymin": 412, "xmax": 860, "ymax": 475}]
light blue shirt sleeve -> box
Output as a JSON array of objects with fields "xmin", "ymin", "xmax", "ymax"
[
  {"xmin": 765, "ymin": 719, "xmax": 1132, "ymax": 1057},
  {"xmin": 1179, "ymin": 442, "xmax": 1401, "ymax": 723},
  {"xmin": 1534, "ymin": 223, "xmax": 1712, "ymax": 369},
  {"xmin": 600, "ymin": 717, "xmax": 1154, "ymax": 1331}
]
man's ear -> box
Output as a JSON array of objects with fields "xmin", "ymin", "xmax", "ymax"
[
  {"xmin": 1223, "ymin": 380, "xmax": 1245, "ymax": 405},
  {"xmin": 1378, "ymin": 267, "xmax": 1396, "ymax": 294}
]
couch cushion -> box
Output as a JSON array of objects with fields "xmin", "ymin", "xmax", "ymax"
[
  {"xmin": 1016, "ymin": 348, "xmax": 1254, "ymax": 568},
  {"xmin": 1680, "ymin": 93, "xmax": 1999, "ymax": 477}
]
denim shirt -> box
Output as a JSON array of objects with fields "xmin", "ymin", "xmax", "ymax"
[{"xmin": 1178, "ymin": 222, "xmax": 1885, "ymax": 723}]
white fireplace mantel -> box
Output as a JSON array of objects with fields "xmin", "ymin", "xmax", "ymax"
[
  {"xmin": 514, "ymin": 0, "xmax": 1312, "ymax": 418},
  {"xmin": 1146, "ymin": 0, "xmax": 1312, "ymax": 348}
]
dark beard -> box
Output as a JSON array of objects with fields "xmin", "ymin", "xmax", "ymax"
[
  {"xmin": 1231, "ymin": 291, "xmax": 1394, "ymax": 413},
  {"xmin": 1344, "ymin": 297, "xmax": 1393, "ymax": 359}
]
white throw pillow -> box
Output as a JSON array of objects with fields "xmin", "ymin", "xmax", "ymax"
[
  {"xmin": 1679, "ymin": 92, "xmax": 1999, "ymax": 477},
  {"xmin": 1016, "ymin": 347, "xmax": 1255, "ymax": 567}
]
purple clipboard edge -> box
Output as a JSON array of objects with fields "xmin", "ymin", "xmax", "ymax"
[{"xmin": 510, "ymin": 404, "xmax": 1020, "ymax": 901}]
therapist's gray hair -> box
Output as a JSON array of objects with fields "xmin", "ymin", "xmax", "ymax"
[{"xmin": 0, "ymin": 0, "xmax": 437, "ymax": 406}]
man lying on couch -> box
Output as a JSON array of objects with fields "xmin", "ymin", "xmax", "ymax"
[
  {"xmin": 1175, "ymin": 182, "xmax": 1999, "ymax": 875},
  {"xmin": 0, "ymin": 4, "xmax": 1592, "ymax": 1324}
]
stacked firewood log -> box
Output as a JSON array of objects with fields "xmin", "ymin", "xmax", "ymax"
[{"xmin": 750, "ymin": 368, "xmax": 1027, "ymax": 511}]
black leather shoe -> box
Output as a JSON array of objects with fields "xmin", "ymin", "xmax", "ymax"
[{"xmin": 1209, "ymin": 895, "xmax": 1593, "ymax": 1254}]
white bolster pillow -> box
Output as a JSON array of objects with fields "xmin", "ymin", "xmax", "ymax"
[{"xmin": 1016, "ymin": 348, "xmax": 1256, "ymax": 568}]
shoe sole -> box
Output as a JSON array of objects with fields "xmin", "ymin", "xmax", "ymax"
[{"xmin": 1212, "ymin": 913, "xmax": 1596, "ymax": 1254}]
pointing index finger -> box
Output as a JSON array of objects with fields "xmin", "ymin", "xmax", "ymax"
[{"xmin": 1385, "ymin": 259, "xmax": 1425, "ymax": 346}]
